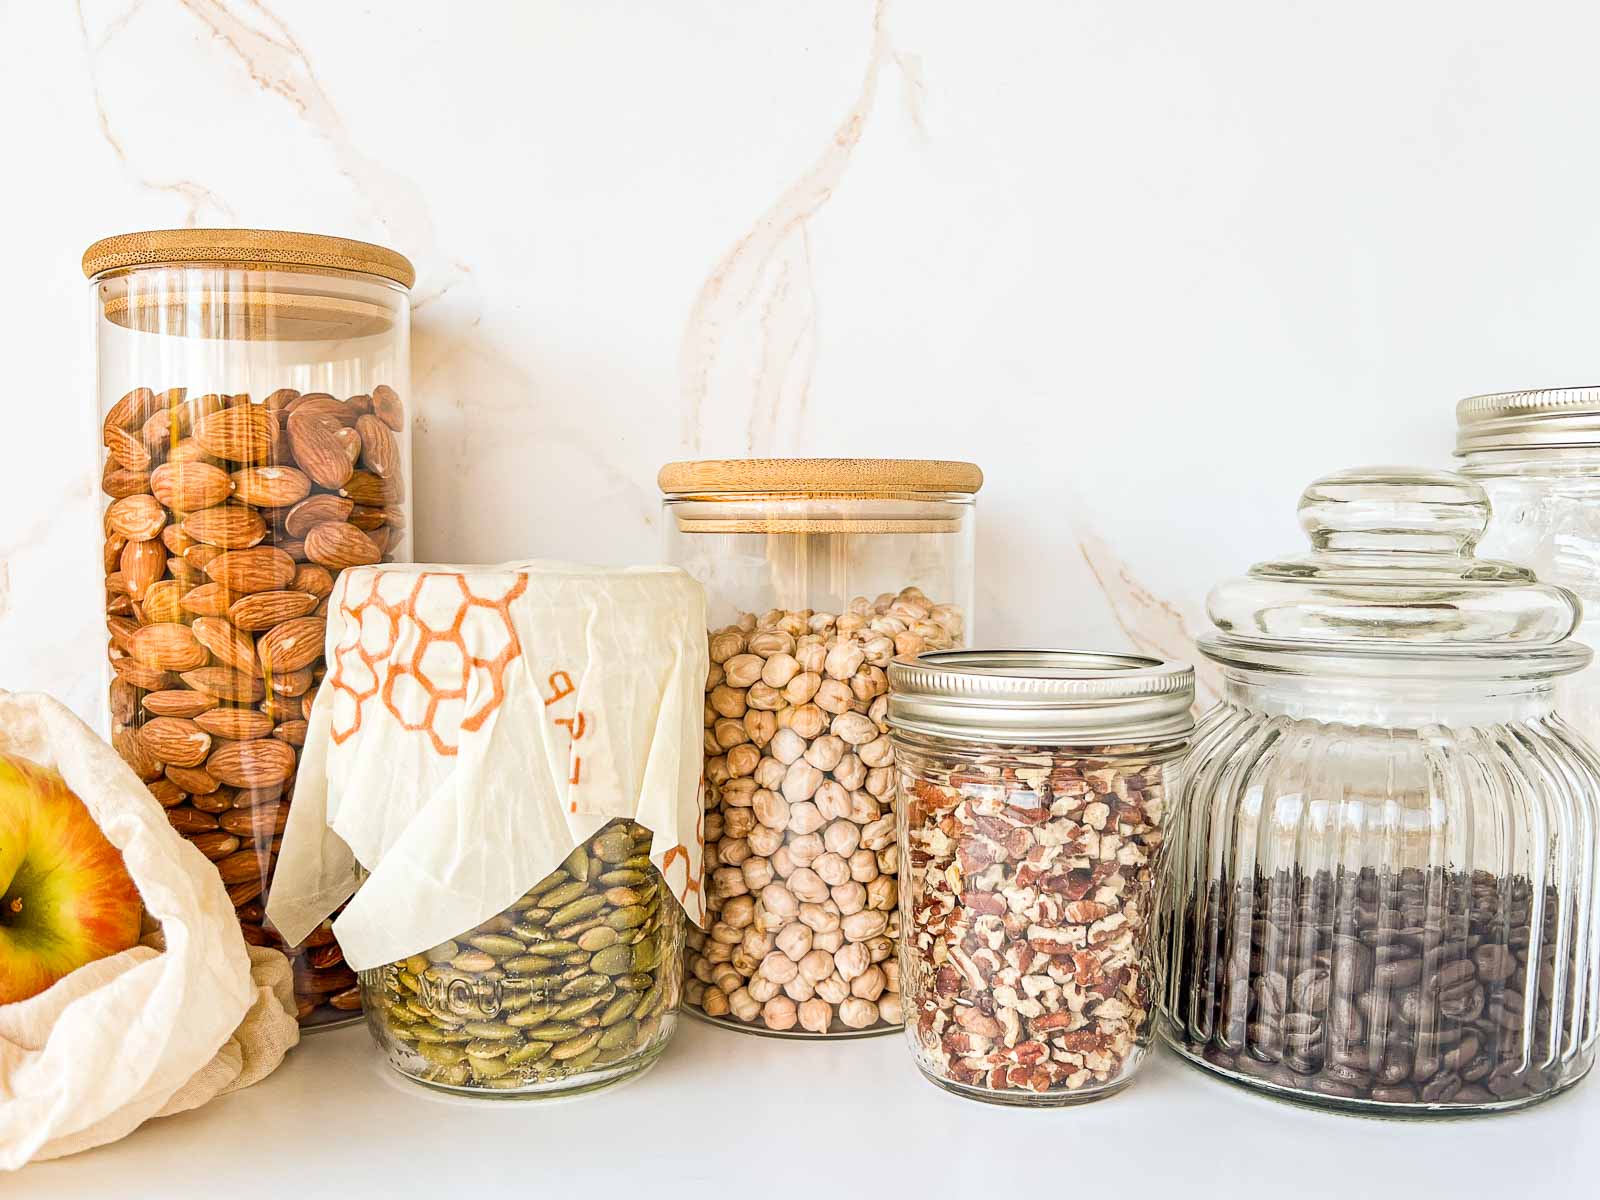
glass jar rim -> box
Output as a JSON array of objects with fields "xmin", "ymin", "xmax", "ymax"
[
  {"xmin": 888, "ymin": 649, "xmax": 1195, "ymax": 744},
  {"xmin": 1199, "ymin": 634, "xmax": 1592, "ymax": 681}
]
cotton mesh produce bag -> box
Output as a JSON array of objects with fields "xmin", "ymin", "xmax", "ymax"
[{"xmin": 0, "ymin": 692, "xmax": 298, "ymax": 1169}]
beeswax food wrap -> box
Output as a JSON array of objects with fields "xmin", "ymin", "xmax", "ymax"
[
  {"xmin": 267, "ymin": 562, "xmax": 708, "ymax": 970},
  {"xmin": 0, "ymin": 692, "xmax": 298, "ymax": 1169}
]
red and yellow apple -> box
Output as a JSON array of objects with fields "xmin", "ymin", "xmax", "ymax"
[{"xmin": 1, "ymin": 752, "xmax": 142, "ymax": 1005}]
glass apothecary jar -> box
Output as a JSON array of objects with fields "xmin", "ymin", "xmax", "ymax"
[
  {"xmin": 1457, "ymin": 386, "xmax": 1600, "ymax": 745},
  {"xmin": 362, "ymin": 819, "xmax": 684, "ymax": 1096},
  {"xmin": 1164, "ymin": 467, "xmax": 1600, "ymax": 1116},
  {"xmin": 888, "ymin": 650, "xmax": 1193, "ymax": 1105},
  {"xmin": 86, "ymin": 228, "xmax": 414, "ymax": 1026},
  {"xmin": 660, "ymin": 458, "xmax": 980, "ymax": 1036}
]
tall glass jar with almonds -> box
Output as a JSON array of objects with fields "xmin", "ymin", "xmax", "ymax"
[
  {"xmin": 659, "ymin": 458, "xmax": 979, "ymax": 1037},
  {"xmin": 86, "ymin": 228, "xmax": 414, "ymax": 1026}
]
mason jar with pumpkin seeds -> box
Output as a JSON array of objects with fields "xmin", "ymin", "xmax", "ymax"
[{"xmin": 361, "ymin": 818, "xmax": 684, "ymax": 1096}]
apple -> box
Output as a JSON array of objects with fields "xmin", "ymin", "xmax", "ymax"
[{"xmin": 0, "ymin": 752, "xmax": 142, "ymax": 1005}]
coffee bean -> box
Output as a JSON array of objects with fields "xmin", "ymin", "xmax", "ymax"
[{"xmin": 1173, "ymin": 866, "xmax": 1582, "ymax": 1110}]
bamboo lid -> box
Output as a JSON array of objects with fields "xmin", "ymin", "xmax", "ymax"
[
  {"xmin": 82, "ymin": 228, "xmax": 415, "ymax": 288},
  {"xmin": 658, "ymin": 458, "xmax": 983, "ymax": 497}
]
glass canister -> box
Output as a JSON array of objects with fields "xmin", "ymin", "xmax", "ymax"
[
  {"xmin": 888, "ymin": 650, "xmax": 1194, "ymax": 1105},
  {"xmin": 1457, "ymin": 387, "xmax": 1600, "ymax": 744},
  {"xmin": 361, "ymin": 818, "xmax": 685, "ymax": 1096},
  {"xmin": 660, "ymin": 458, "xmax": 980, "ymax": 1036},
  {"xmin": 86, "ymin": 228, "xmax": 413, "ymax": 1026},
  {"xmin": 1164, "ymin": 466, "xmax": 1600, "ymax": 1116}
]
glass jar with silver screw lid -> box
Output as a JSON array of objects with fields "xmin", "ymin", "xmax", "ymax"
[{"xmin": 887, "ymin": 650, "xmax": 1194, "ymax": 1105}]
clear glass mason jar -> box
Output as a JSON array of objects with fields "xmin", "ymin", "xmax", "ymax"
[
  {"xmin": 86, "ymin": 228, "xmax": 413, "ymax": 1027},
  {"xmin": 888, "ymin": 651, "xmax": 1193, "ymax": 1106},
  {"xmin": 1164, "ymin": 467, "xmax": 1600, "ymax": 1116},
  {"xmin": 360, "ymin": 819, "xmax": 684, "ymax": 1097},
  {"xmin": 1457, "ymin": 386, "xmax": 1600, "ymax": 746},
  {"xmin": 660, "ymin": 458, "xmax": 980, "ymax": 1037}
]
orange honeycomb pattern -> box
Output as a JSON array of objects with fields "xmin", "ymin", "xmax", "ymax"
[{"xmin": 327, "ymin": 569, "xmax": 529, "ymax": 756}]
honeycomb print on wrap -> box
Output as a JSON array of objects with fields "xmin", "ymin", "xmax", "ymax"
[{"xmin": 328, "ymin": 570, "xmax": 530, "ymax": 756}]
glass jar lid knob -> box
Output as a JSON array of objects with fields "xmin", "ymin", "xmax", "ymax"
[{"xmin": 1298, "ymin": 466, "xmax": 1489, "ymax": 555}]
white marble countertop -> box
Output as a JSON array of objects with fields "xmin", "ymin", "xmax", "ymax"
[{"xmin": 17, "ymin": 1018, "xmax": 1598, "ymax": 1196}]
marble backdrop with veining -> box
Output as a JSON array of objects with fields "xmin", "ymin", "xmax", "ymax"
[{"xmin": 4, "ymin": 0, "xmax": 1600, "ymax": 723}]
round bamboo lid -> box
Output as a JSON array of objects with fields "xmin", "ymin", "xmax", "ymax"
[
  {"xmin": 82, "ymin": 228, "xmax": 415, "ymax": 288},
  {"xmin": 658, "ymin": 458, "xmax": 983, "ymax": 497}
]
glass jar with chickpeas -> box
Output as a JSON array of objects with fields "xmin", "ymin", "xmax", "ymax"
[{"xmin": 659, "ymin": 458, "xmax": 980, "ymax": 1037}]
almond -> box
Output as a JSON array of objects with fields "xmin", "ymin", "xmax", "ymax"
[
  {"xmin": 166, "ymin": 764, "xmax": 220, "ymax": 794},
  {"xmin": 194, "ymin": 405, "xmax": 276, "ymax": 463},
  {"xmin": 258, "ymin": 617, "xmax": 326, "ymax": 674},
  {"xmin": 107, "ymin": 615, "xmax": 138, "ymax": 653},
  {"xmin": 120, "ymin": 538, "xmax": 167, "ymax": 601},
  {"xmin": 113, "ymin": 727, "xmax": 163, "ymax": 780},
  {"xmin": 231, "ymin": 465, "xmax": 311, "ymax": 508},
  {"xmin": 111, "ymin": 656, "xmax": 172, "ymax": 691},
  {"xmin": 207, "ymin": 737, "xmax": 297, "ymax": 789},
  {"xmin": 220, "ymin": 805, "xmax": 290, "ymax": 838},
  {"xmin": 184, "ymin": 544, "xmax": 223, "ymax": 573},
  {"xmin": 181, "ymin": 666, "xmax": 267, "ymax": 703},
  {"xmin": 334, "ymin": 426, "xmax": 363, "ymax": 466},
  {"xmin": 138, "ymin": 716, "xmax": 212, "ymax": 767},
  {"xmin": 340, "ymin": 468, "xmax": 402, "ymax": 506},
  {"xmin": 104, "ymin": 386, "xmax": 159, "ymax": 434},
  {"xmin": 266, "ymin": 667, "xmax": 315, "ymax": 697},
  {"xmin": 355, "ymin": 413, "xmax": 399, "ymax": 478},
  {"xmin": 372, "ymin": 384, "xmax": 405, "ymax": 432},
  {"xmin": 181, "ymin": 582, "xmax": 236, "ymax": 617},
  {"xmin": 167, "ymin": 438, "xmax": 215, "ymax": 466},
  {"xmin": 286, "ymin": 410, "xmax": 354, "ymax": 488},
  {"xmin": 183, "ymin": 504, "xmax": 267, "ymax": 549},
  {"xmin": 151, "ymin": 461, "xmax": 232, "ymax": 512},
  {"xmin": 303, "ymin": 522, "xmax": 380, "ymax": 570},
  {"xmin": 104, "ymin": 424, "xmax": 151, "ymax": 472},
  {"xmin": 143, "ymin": 688, "xmax": 219, "ymax": 718},
  {"xmin": 272, "ymin": 719, "xmax": 309, "ymax": 747},
  {"xmin": 288, "ymin": 394, "xmax": 354, "ymax": 425},
  {"xmin": 141, "ymin": 579, "xmax": 183, "ymax": 624},
  {"xmin": 348, "ymin": 504, "xmax": 386, "ymax": 531},
  {"xmin": 162, "ymin": 524, "xmax": 198, "ymax": 555},
  {"xmin": 346, "ymin": 393, "xmax": 374, "ymax": 417},
  {"xmin": 192, "ymin": 616, "xmax": 256, "ymax": 673},
  {"xmin": 194, "ymin": 787, "xmax": 238, "ymax": 814},
  {"xmin": 128, "ymin": 622, "xmax": 209, "ymax": 672},
  {"xmin": 167, "ymin": 557, "xmax": 203, "ymax": 589},
  {"xmin": 293, "ymin": 564, "xmax": 335, "ymax": 599},
  {"xmin": 217, "ymin": 847, "xmax": 272, "ymax": 884},
  {"xmin": 194, "ymin": 706, "xmax": 275, "ymax": 740},
  {"xmin": 167, "ymin": 805, "xmax": 220, "ymax": 835},
  {"xmin": 283, "ymin": 494, "xmax": 353, "ymax": 538},
  {"xmin": 228, "ymin": 589, "xmax": 318, "ymax": 630},
  {"xmin": 103, "ymin": 534, "xmax": 127, "ymax": 575},
  {"xmin": 106, "ymin": 494, "xmax": 167, "ymax": 541},
  {"xmin": 228, "ymin": 879, "xmax": 265, "ymax": 908},
  {"xmin": 205, "ymin": 546, "xmax": 297, "ymax": 594},
  {"xmin": 191, "ymin": 831, "xmax": 243, "ymax": 861},
  {"xmin": 262, "ymin": 387, "xmax": 300, "ymax": 412},
  {"xmin": 148, "ymin": 778, "xmax": 186, "ymax": 808},
  {"xmin": 102, "ymin": 461, "xmax": 151, "ymax": 498}
]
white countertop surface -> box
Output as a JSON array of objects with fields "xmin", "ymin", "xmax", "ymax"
[{"xmin": 16, "ymin": 1018, "xmax": 1598, "ymax": 1196}]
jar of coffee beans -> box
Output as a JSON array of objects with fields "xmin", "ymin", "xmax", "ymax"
[
  {"xmin": 1165, "ymin": 467, "xmax": 1600, "ymax": 1115},
  {"xmin": 659, "ymin": 459, "xmax": 980, "ymax": 1037},
  {"xmin": 85, "ymin": 229, "xmax": 413, "ymax": 1028}
]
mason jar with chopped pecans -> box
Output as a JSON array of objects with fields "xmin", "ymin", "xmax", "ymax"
[{"xmin": 888, "ymin": 651, "xmax": 1193, "ymax": 1105}]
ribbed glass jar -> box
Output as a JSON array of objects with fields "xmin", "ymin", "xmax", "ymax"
[{"xmin": 1163, "ymin": 467, "xmax": 1600, "ymax": 1116}]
